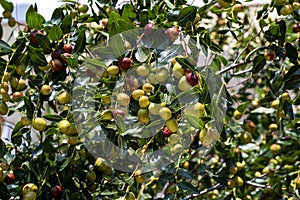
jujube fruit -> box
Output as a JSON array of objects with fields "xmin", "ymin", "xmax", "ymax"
[
  {"xmin": 58, "ymin": 119, "xmax": 71, "ymax": 134},
  {"xmin": 186, "ymin": 72, "xmax": 199, "ymax": 86},
  {"xmin": 50, "ymin": 59, "xmax": 63, "ymax": 72},
  {"xmin": 58, "ymin": 91, "xmax": 71, "ymax": 105},
  {"xmin": 138, "ymin": 96, "xmax": 150, "ymax": 108},
  {"xmin": 145, "ymin": 23, "xmax": 154, "ymax": 35},
  {"xmin": 107, "ymin": 65, "xmax": 119, "ymax": 76},
  {"xmin": 159, "ymin": 107, "xmax": 172, "ymax": 120},
  {"xmin": 116, "ymin": 93, "xmax": 130, "ymax": 106},
  {"xmin": 40, "ymin": 84, "xmax": 52, "ymax": 96},
  {"xmin": 63, "ymin": 44, "xmax": 73, "ymax": 53},
  {"xmin": 78, "ymin": 4, "xmax": 89, "ymax": 13},
  {"xmin": 166, "ymin": 118, "xmax": 178, "ymax": 133},
  {"xmin": 132, "ymin": 89, "xmax": 144, "ymax": 101},
  {"xmin": 0, "ymin": 102, "xmax": 8, "ymax": 115},
  {"xmin": 137, "ymin": 108, "xmax": 150, "ymax": 124},
  {"xmin": 50, "ymin": 185, "xmax": 63, "ymax": 198},
  {"xmin": 163, "ymin": 127, "xmax": 173, "ymax": 137},
  {"xmin": 166, "ymin": 26, "xmax": 179, "ymax": 41},
  {"xmin": 4, "ymin": 173, "xmax": 15, "ymax": 185},
  {"xmin": 264, "ymin": 49, "xmax": 276, "ymax": 61},
  {"xmin": 119, "ymin": 58, "xmax": 132, "ymax": 71},
  {"xmin": 12, "ymin": 91, "xmax": 23, "ymax": 102},
  {"xmin": 32, "ymin": 117, "xmax": 47, "ymax": 131}
]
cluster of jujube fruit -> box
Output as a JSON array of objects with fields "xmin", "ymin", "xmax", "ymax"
[{"xmin": 98, "ymin": 51, "xmax": 206, "ymax": 151}]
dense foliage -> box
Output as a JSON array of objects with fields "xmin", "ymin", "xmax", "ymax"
[{"xmin": 0, "ymin": 0, "xmax": 300, "ymax": 199}]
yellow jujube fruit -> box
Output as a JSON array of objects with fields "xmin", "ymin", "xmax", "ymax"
[
  {"xmin": 58, "ymin": 119, "xmax": 71, "ymax": 134},
  {"xmin": 137, "ymin": 108, "xmax": 150, "ymax": 124},
  {"xmin": 32, "ymin": 117, "xmax": 47, "ymax": 131},
  {"xmin": 132, "ymin": 89, "xmax": 144, "ymax": 101},
  {"xmin": 139, "ymin": 96, "xmax": 150, "ymax": 108},
  {"xmin": 159, "ymin": 107, "xmax": 172, "ymax": 120},
  {"xmin": 166, "ymin": 118, "xmax": 178, "ymax": 133}
]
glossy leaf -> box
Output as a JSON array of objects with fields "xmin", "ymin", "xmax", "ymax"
[
  {"xmin": 0, "ymin": 40, "xmax": 12, "ymax": 56},
  {"xmin": 74, "ymin": 29, "xmax": 86, "ymax": 53},
  {"xmin": 178, "ymin": 6, "xmax": 197, "ymax": 26},
  {"xmin": 36, "ymin": 34, "xmax": 52, "ymax": 54},
  {"xmin": 177, "ymin": 182, "xmax": 200, "ymax": 194},
  {"xmin": 26, "ymin": 5, "xmax": 45, "ymax": 30},
  {"xmin": 61, "ymin": 14, "xmax": 73, "ymax": 34},
  {"xmin": 48, "ymin": 25, "xmax": 63, "ymax": 41},
  {"xmin": 252, "ymin": 55, "xmax": 266, "ymax": 74},
  {"xmin": 108, "ymin": 34, "xmax": 126, "ymax": 58},
  {"xmin": 285, "ymin": 43, "xmax": 298, "ymax": 64},
  {"xmin": 43, "ymin": 114, "xmax": 64, "ymax": 122},
  {"xmin": 27, "ymin": 45, "xmax": 48, "ymax": 66},
  {"xmin": 0, "ymin": 0, "xmax": 13, "ymax": 12}
]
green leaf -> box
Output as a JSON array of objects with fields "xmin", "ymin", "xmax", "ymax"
[
  {"xmin": 252, "ymin": 55, "xmax": 266, "ymax": 74},
  {"xmin": 36, "ymin": 34, "xmax": 52, "ymax": 54},
  {"xmin": 164, "ymin": 0, "xmax": 176, "ymax": 9},
  {"xmin": 61, "ymin": 14, "xmax": 73, "ymax": 34},
  {"xmin": 43, "ymin": 114, "xmax": 64, "ymax": 121},
  {"xmin": 135, "ymin": 48, "xmax": 148, "ymax": 63},
  {"xmin": 48, "ymin": 24, "xmax": 63, "ymax": 41},
  {"xmin": 122, "ymin": 4, "xmax": 137, "ymax": 19},
  {"xmin": 27, "ymin": 45, "xmax": 48, "ymax": 66},
  {"xmin": 178, "ymin": 168, "xmax": 194, "ymax": 179},
  {"xmin": 237, "ymin": 102, "xmax": 248, "ymax": 113},
  {"xmin": 139, "ymin": 9, "xmax": 148, "ymax": 26},
  {"xmin": 115, "ymin": 114, "xmax": 126, "ymax": 133},
  {"xmin": 108, "ymin": 34, "xmax": 126, "ymax": 58},
  {"xmin": 285, "ymin": 43, "xmax": 298, "ymax": 64},
  {"xmin": 59, "ymin": 154, "xmax": 73, "ymax": 171},
  {"xmin": 0, "ymin": 0, "xmax": 13, "ymax": 12},
  {"xmin": 0, "ymin": 24, "xmax": 2, "ymax": 39},
  {"xmin": 177, "ymin": 182, "xmax": 200, "ymax": 194},
  {"xmin": 0, "ymin": 40, "xmax": 12, "ymax": 56},
  {"xmin": 284, "ymin": 75, "xmax": 300, "ymax": 90},
  {"xmin": 185, "ymin": 113, "xmax": 204, "ymax": 129},
  {"xmin": 177, "ymin": 6, "xmax": 197, "ymax": 26},
  {"xmin": 24, "ymin": 96, "xmax": 34, "ymax": 119},
  {"xmin": 84, "ymin": 57, "xmax": 107, "ymax": 68},
  {"xmin": 44, "ymin": 138, "xmax": 56, "ymax": 163},
  {"xmin": 0, "ymin": 182, "xmax": 10, "ymax": 200},
  {"xmin": 175, "ymin": 57, "xmax": 195, "ymax": 72},
  {"xmin": 65, "ymin": 57, "xmax": 78, "ymax": 69},
  {"xmin": 0, "ymin": 139, "xmax": 6, "ymax": 157},
  {"xmin": 26, "ymin": 5, "xmax": 45, "ymax": 30},
  {"xmin": 51, "ymin": 8, "xmax": 63, "ymax": 24},
  {"xmin": 277, "ymin": 20, "xmax": 286, "ymax": 46},
  {"xmin": 108, "ymin": 12, "xmax": 133, "ymax": 36},
  {"xmin": 74, "ymin": 29, "xmax": 86, "ymax": 53}
]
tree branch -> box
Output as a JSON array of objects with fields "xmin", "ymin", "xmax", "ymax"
[
  {"xmin": 216, "ymin": 59, "xmax": 252, "ymax": 75},
  {"xmin": 246, "ymin": 180, "xmax": 272, "ymax": 189},
  {"xmin": 154, "ymin": 181, "xmax": 170, "ymax": 199},
  {"xmin": 183, "ymin": 183, "xmax": 225, "ymax": 200}
]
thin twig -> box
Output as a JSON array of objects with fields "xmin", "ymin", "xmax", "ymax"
[
  {"xmin": 183, "ymin": 183, "xmax": 225, "ymax": 200},
  {"xmin": 154, "ymin": 181, "xmax": 170, "ymax": 199},
  {"xmin": 216, "ymin": 59, "xmax": 252, "ymax": 75},
  {"xmin": 234, "ymin": 67, "xmax": 253, "ymax": 76},
  {"xmin": 246, "ymin": 180, "xmax": 272, "ymax": 189}
]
